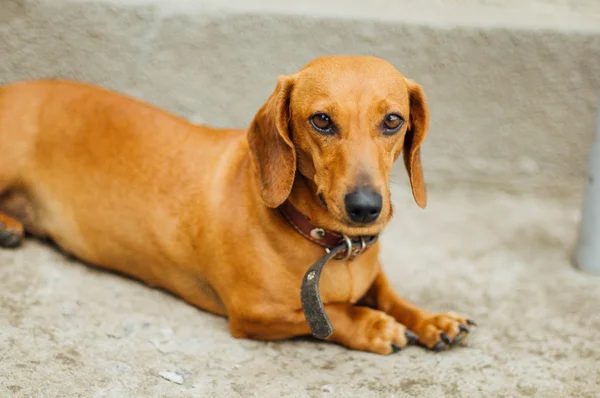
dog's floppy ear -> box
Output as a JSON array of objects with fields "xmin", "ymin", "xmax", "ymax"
[
  {"xmin": 248, "ymin": 75, "xmax": 296, "ymax": 208},
  {"xmin": 403, "ymin": 80, "xmax": 430, "ymax": 209}
]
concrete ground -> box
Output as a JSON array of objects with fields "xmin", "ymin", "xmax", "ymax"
[
  {"xmin": 1, "ymin": 0, "xmax": 600, "ymax": 397},
  {"xmin": 1, "ymin": 184, "xmax": 599, "ymax": 397}
]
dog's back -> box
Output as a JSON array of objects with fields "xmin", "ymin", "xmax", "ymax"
[{"xmin": 0, "ymin": 80, "xmax": 249, "ymax": 287}]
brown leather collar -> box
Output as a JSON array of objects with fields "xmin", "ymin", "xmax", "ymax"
[{"xmin": 278, "ymin": 200, "xmax": 377, "ymax": 260}]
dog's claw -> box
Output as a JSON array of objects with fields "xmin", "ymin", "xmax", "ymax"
[
  {"xmin": 405, "ymin": 330, "xmax": 418, "ymax": 343},
  {"xmin": 440, "ymin": 333, "xmax": 451, "ymax": 345},
  {"xmin": 453, "ymin": 334, "xmax": 465, "ymax": 343},
  {"xmin": 0, "ymin": 229, "xmax": 22, "ymax": 248},
  {"xmin": 466, "ymin": 319, "xmax": 477, "ymax": 327},
  {"xmin": 432, "ymin": 341, "xmax": 446, "ymax": 352},
  {"xmin": 391, "ymin": 343, "xmax": 402, "ymax": 353},
  {"xmin": 453, "ymin": 323, "xmax": 471, "ymax": 343}
]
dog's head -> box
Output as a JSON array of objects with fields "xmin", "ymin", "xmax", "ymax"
[{"xmin": 248, "ymin": 55, "xmax": 429, "ymax": 233}]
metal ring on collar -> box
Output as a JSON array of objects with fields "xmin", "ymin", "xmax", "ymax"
[
  {"xmin": 337, "ymin": 234, "xmax": 353, "ymax": 261},
  {"xmin": 351, "ymin": 236, "xmax": 367, "ymax": 258}
]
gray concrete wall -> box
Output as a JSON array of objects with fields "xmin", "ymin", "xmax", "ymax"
[{"xmin": 1, "ymin": 0, "xmax": 600, "ymax": 194}]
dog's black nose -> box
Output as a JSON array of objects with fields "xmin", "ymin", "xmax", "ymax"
[{"xmin": 344, "ymin": 189, "xmax": 382, "ymax": 224}]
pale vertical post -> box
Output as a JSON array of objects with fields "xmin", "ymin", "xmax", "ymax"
[{"xmin": 574, "ymin": 94, "xmax": 600, "ymax": 275}]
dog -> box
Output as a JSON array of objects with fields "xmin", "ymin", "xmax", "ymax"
[{"xmin": 0, "ymin": 55, "xmax": 474, "ymax": 354}]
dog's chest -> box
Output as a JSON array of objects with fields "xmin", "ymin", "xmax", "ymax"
[{"xmin": 317, "ymin": 250, "xmax": 380, "ymax": 304}]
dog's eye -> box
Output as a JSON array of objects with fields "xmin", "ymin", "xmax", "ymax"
[
  {"xmin": 310, "ymin": 113, "xmax": 335, "ymax": 135},
  {"xmin": 382, "ymin": 114, "xmax": 404, "ymax": 135}
]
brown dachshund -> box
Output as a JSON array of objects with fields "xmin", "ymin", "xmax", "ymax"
[{"xmin": 0, "ymin": 55, "xmax": 474, "ymax": 354}]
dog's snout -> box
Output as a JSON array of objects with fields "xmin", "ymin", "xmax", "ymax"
[{"xmin": 344, "ymin": 189, "xmax": 382, "ymax": 224}]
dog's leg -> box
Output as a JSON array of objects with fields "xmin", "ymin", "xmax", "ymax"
[
  {"xmin": 229, "ymin": 303, "xmax": 412, "ymax": 355},
  {"xmin": 0, "ymin": 213, "xmax": 24, "ymax": 248},
  {"xmin": 362, "ymin": 270, "xmax": 475, "ymax": 351}
]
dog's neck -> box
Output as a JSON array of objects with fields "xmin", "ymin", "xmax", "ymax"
[{"xmin": 285, "ymin": 174, "xmax": 326, "ymax": 222}]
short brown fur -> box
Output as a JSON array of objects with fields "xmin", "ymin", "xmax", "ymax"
[{"xmin": 0, "ymin": 56, "xmax": 472, "ymax": 354}]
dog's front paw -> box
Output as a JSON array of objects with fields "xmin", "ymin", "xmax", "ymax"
[
  {"xmin": 336, "ymin": 308, "xmax": 415, "ymax": 355},
  {"xmin": 412, "ymin": 312, "xmax": 476, "ymax": 351}
]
